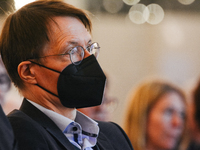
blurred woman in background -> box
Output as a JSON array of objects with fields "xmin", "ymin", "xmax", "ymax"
[{"xmin": 123, "ymin": 78, "xmax": 188, "ymax": 150}]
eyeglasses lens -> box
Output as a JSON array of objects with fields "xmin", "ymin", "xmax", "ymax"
[
  {"xmin": 70, "ymin": 43, "xmax": 100, "ymax": 65},
  {"xmin": 90, "ymin": 43, "xmax": 100, "ymax": 58},
  {"xmin": 70, "ymin": 46, "xmax": 84, "ymax": 65}
]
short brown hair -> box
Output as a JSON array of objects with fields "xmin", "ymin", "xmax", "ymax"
[{"xmin": 0, "ymin": 0, "xmax": 92, "ymax": 89}]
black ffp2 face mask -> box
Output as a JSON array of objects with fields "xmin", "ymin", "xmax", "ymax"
[{"xmin": 31, "ymin": 55, "xmax": 106, "ymax": 108}]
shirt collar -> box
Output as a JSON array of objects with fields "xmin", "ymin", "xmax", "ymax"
[{"xmin": 27, "ymin": 100, "xmax": 99, "ymax": 136}]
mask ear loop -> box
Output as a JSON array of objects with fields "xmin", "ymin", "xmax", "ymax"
[
  {"xmin": 29, "ymin": 60, "xmax": 61, "ymax": 74},
  {"xmin": 36, "ymin": 83, "xmax": 59, "ymax": 98},
  {"xmin": 29, "ymin": 60, "xmax": 60, "ymax": 98}
]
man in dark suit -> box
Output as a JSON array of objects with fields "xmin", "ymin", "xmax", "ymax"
[{"xmin": 0, "ymin": 1, "xmax": 134, "ymax": 149}]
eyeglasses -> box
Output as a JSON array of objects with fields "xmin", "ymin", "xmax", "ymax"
[{"xmin": 36, "ymin": 42, "xmax": 100, "ymax": 65}]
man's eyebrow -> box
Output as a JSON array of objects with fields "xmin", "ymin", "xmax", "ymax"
[
  {"xmin": 66, "ymin": 41, "xmax": 79, "ymax": 46},
  {"xmin": 65, "ymin": 40, "xmax": 92, "ymax": 46}
]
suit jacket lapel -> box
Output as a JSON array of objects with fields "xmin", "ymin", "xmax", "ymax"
[{"xmin": 19, "ymin": 99, "xmax": 76, "ymax": 150}]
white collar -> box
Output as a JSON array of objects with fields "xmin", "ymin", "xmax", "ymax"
[{"xmin": 27, "ymin": 100, "xmax": 99, "ymax": 134}]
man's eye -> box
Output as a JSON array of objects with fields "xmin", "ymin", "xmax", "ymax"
[
  {"xmin": 86, "ymin": 45, "xmax": 91, "ymax": 52},
  {"xmin": 69, "ymin": 47, "xmax": 78, "ymax": 54}
]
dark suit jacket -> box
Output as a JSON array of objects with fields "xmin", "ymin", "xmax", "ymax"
[
  {"xmin": 0, "ymin": 105, "xmax": 17, "ymax": 150},
  {"xmin": 7, "ymin": 99, "xmax": 134, "ymax": 150}
]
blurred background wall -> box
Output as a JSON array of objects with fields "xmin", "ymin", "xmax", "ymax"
[{"xmin": 1, "ymin": 0, "xmax": 200, "ymax": 125}]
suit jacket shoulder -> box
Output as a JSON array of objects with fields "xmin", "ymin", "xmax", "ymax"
[
  {"xmin": 97, "ymin": 121, "xmax": 134, "ymax": 150},
  {"xmin": 7, "ymin": 100, "xmax": 78, "ymax": 150},
  {"xmin": 0, "ymin": 105, "xmax": 17, "ymax": 150},
  {"xmin": 7, "ymin": 109, "xmax": 67, "ymax": 150}
]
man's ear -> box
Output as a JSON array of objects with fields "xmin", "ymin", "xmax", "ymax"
[{"xmin": 18, "ymin": 61, "xmax": 37, "ymax": 84}]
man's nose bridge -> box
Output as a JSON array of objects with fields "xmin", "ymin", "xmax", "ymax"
[{"xmin": 83, "ymin": 49, "xmax": 91, "ymax": 58}]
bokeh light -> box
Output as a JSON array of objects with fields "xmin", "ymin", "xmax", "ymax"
[
  {"xmin": 128, "ymin": 4, "xmax": 147, "ymax": 24},
  {"xmin": 178, "ymin": 0, "xmax": 195, "ymax": 5},
  {"xmin": 14, "ymin": 0, "xmax": 35, "ymax": 10},
  {"xmin": 143, "ymin": 4, "xmax": 164, "ymax": 25},
  {"xmin": 103, "ymin": 0, "xmax": 124, "ymax": 14},
  {"xmin": 123, "ymin": 0, "xmax": 140, "ymax": 5}
]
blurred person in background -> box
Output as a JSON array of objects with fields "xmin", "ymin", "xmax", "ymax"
[
  {"xmin": 0, "ymin": 58, "xmax": 11, "ymax": 105},
  {"xmin": 0, "ymin": 58, "xmax": 16, "ymax": 149},
  {"xmin": 0, "ymin": 57, "xmax": 21, "ymax": 114},
  {"xmin": 123, "ymin": 78, "xmax": 188, "ymax": 150},
  {"xmin": 0, "ymin": 1, "xmax": 17, "ymax": 149},
  {"xmin": 187, "ymin": 79, "xmax": 200, "ymax": 150}
]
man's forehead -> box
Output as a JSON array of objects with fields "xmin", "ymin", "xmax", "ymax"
[{"xmin": 48, "ymin": 16, "xmax": 89, "ymax": 39}]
